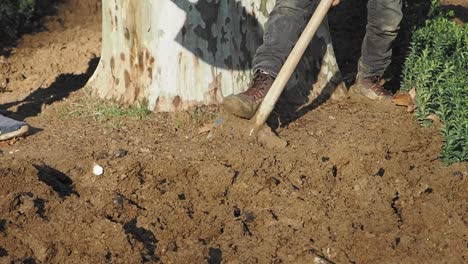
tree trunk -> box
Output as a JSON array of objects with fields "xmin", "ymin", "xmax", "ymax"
[{"xmin": 87, "ymin": 0, "xmax": 347, "ymax": 112}]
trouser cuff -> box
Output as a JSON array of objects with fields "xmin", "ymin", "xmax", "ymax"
[{"xmin": 253, "ymin": 65, "xmax": 279, "ymax": 79}]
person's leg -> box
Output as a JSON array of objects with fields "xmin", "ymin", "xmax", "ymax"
[
  {"xmin": 253, "ymin": 0, "xmax": 317, "ymax": 77},
  {"xmin": 223, "ymin": 0, "xmax": 316, "ymax": 118},
  {"xmin": 0, "ymin": 114, "xmax": 29, "ymax": 141},
  {"xmin": 360, "ymin": 0, "xmax": 403, "ymax": 77},
  {"xmin": 354, "ymin": 0, "xmax": 402, "ymax": 100}
]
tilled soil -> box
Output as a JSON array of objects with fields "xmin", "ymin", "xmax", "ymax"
[
  {"xmin": 0, "ymin": 94, "xmax": 467, "ymax": 263},
  {"xmin": 0, "ymin": 0, "xmax": 467, "ymax": 263}
]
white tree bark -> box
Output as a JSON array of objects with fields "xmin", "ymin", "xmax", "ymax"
[{"xmin": 87, "ymin": 0, "xmax": 346, "ymax": 112}]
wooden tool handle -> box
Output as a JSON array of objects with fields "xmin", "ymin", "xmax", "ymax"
[{"xmin": 250, "ymin": 0, "xmax": 334, "ymax": 136}]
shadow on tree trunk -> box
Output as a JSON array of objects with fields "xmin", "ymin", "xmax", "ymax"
[
  {"xmin": 172, "ymin": 0, "xmax": 341, "ymax": 120},
  {"xmin": 171, "ymin": 0, "xmax": 264, "ymax": 71}
]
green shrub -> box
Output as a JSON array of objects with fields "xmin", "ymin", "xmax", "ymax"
[
  {"xmin": 402, "ymin": 0, "xmax": 467, "ymax": 164},
  {"xmin": 0, "ymin": 0, "xmax": 36, "ymax": 44}
]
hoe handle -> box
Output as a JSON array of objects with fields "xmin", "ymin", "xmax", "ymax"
[{"xmin": 251, "ymin": 0, "xmax": 334, "ymax": 135}]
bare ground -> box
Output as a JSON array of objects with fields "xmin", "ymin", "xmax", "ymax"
[{"xmin": 0, "ymin": 0, "xmax": 467, "ymax": 263}]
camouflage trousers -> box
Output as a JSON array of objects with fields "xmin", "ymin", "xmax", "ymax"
[{"xmin": 253, "ymin": 0, "xmax": 403, "ymax": 78}]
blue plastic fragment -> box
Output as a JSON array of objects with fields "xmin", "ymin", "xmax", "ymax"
[{"xmin": 214, "ymin": 117, "xmax": 224, "ymax": 127}]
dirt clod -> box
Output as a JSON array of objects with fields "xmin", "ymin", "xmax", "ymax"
[
  {"xmin": 0, "ymin": 247, "xmax": 7, "ymax": 257},
  {"xmin": 207, "ymin": 247, "xmax": 222, "ymax": 264},
  {"xmin": 375, "ymin": 168, "xmax": 385, "ymax": 177},
  {"xmin": 114, "ymin": 148, "xmax": 128, "ymax": 158},
  {"xmin": 33, "ymin": 198, "xmax": 47, "ymax": 220},
  {"xmin": 0, "ymin": 219, "xmax": 6, "ymax": 234}
]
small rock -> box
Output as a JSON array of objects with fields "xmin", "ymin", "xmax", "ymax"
[
  {"xmin": 140, "ymin": 148, "xmax": 151, "ymax": 153},
  {"xmin": 112, "ymin": 196, "xmax": 124, "ymax": 208},
  {"xmin": 93, "ymin": 164, "xmax": 104, "ymax": 176},
  {"xmin": 8, "ymin": 149, "xmax": 20, "ymax": 154},
  {"xmin": 243, "ymin": 211, "xmax": 256, "ymax": 223},
  {"xmin": 374, "ymin": 168, "xmax": 385, "ymax": 177},
  {"xmin": 114, "ymin": 149, "xmax": 128, "ymax": 158},
  {"xmin": 207, "ymin": 131, "xmax": 214, "ymax": 140},
  {"xmin": 423, "ymin": 188, "xmax": 433, "ymax": 194}
]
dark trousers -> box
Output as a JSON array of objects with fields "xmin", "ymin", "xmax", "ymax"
[{"xmin": 253, "ymin": 0, "xmax": 403, "ymax": 78}]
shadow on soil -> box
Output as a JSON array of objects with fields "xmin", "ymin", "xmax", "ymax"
[
  {"xmin": 271, "ymin": 71, "xmax": 342, "ymax": 129},
  {"xmin": 123, "ymin": 219, "xmax": 159, "ymax": 262},
  {"xmin": 34, "ymin": 164, "xmax": 80, "ymax": 199},
  {"xmin": 442, "ymin": 4, "xmax": 468, "ymax": 22},
  {"xmin": 0, "ymin": 57, "xmax": 99, "ymax": 120}
]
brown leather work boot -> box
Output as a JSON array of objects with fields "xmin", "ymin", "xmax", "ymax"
[
  {"xmin": 354, "ymin": 73, "xmax": 393, "ymax": 100},
  {"xmin": 222, "ymin": 71, "xmax": 274, "ymax": 119}
]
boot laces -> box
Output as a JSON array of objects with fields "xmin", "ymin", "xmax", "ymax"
[
  {"xmin": 367, "ymin": 76, "xmax": 391, "ymax": 96},
  {"xmin": 244, "ymin": 72, "xmax": 272, "ymax": 100}
]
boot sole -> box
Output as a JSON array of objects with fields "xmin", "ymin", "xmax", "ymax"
[{"xmin": 0, "ymin": 125, "xmax": 29, "ymax": 141}]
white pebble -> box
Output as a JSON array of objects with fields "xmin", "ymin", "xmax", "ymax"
[{"xmin": 93, "ymin": 164, "xmax": 104, "ymax": 176}]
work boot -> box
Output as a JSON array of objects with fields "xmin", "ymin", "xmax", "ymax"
[
  {"xmin": 354, "ymin": 73, "xmax": 393, "ymax": 100},
  {"xmin": 222, "ymin": 71, "xmax": 274, "ymax": 119}
]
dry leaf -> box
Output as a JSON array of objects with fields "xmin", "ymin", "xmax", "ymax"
[
  {"xmin": 393, "ymin": 88, "xmax": 417, "ymax": 112},
  {"xmin": 407, "ymin": 87, "xmax": 417, "ymax": 112},
  {"xmin": 409, "ymin": 87, "xmax": 416, "ymax": 101},
  {"xmin": 427, "ymin": 113, "xmax": 442, "ymax": 128},
  {"xmin": 392, "ymin": 92, "xmax": 412, "ymax": 106},
  {"xmin": 427, "ymin": 114, "xmax": 441, "ymax": 125},
  {"xmin": 198, "ymin": 123, "xmax": 214, "ymax": 134}
]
